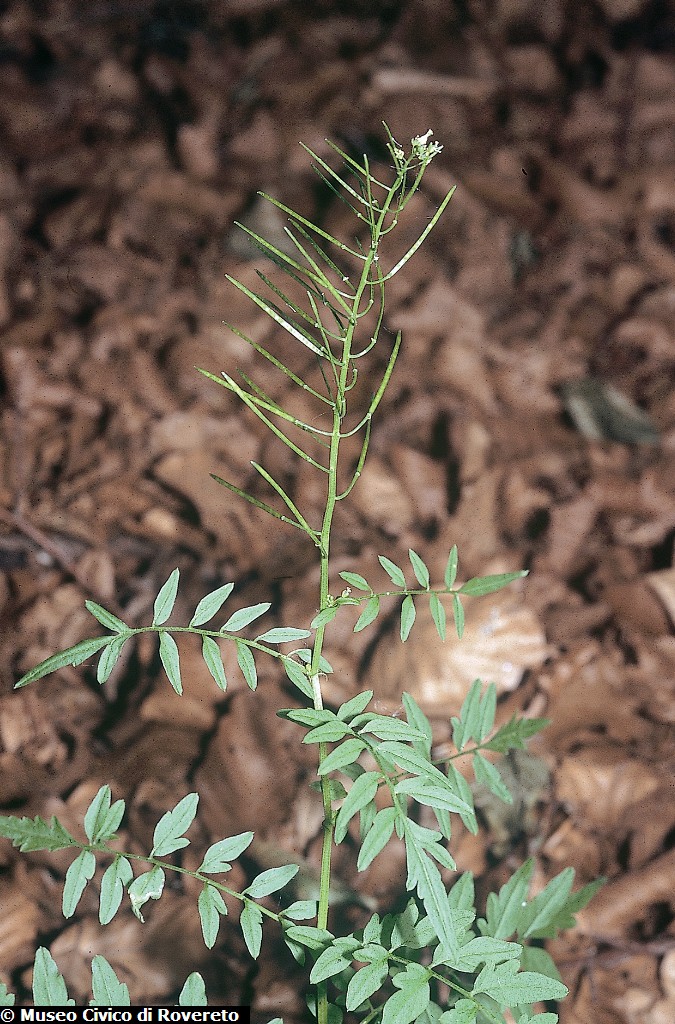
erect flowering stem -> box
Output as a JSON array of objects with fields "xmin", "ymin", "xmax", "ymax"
[{"xmin": 307, "ymin": 149, "xmax": 432, "ymax": 1024}]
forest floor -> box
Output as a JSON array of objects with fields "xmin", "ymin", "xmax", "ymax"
[{"xmin": 1, "ymin": 1, "xmax": 675, "ymax": 1021}]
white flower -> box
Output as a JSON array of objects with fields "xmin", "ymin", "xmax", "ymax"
[{"xmin": 411, "ymin": 129, "xmax": 443, "ymax": 162}]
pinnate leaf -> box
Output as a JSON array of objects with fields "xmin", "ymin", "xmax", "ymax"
[
  {"xmin": 472, "ymin": 753, "xmax": 513, "ymax": 804},
  {"xmin": 452, "ymin": 593, "xmax": 464, "ymax": 638},
  {"xmin": 337, "ymin": 690, "xmax": 373, "ymax": 721},
  {"xmin": 84, "ymin": 785, "xmax": 125, "ymax": 843},
  {"xmin": 303, "ymin": 719, "xmax": 352, "ymax": 744},
  {"xmin": 357, "ymin": 806, "xmax": 396, "ymax": 870},
  {"xmin": 310, "ymin": 605, "xmax": 340, "ymax": 629},
  {"xmin": 334, "ymin": 771, "xmax": 380, "ymax": 844},
  {"xmin": 317, "ymin": 738, "xmax": 366, "ymax": 775},
  {"xmin": 485, "ymin": 716, "xmax": 550, "ymax": 753},
  {"xmin": 381, "ymin": 963, "xmax": 430, "ymax": 1024},
  {"xmin": 346, "ymin": 958, "xmax": 388, "ymax": 1011},
  {"xmin": 402, "ymin": 692, "xmax": 433, "ymax": 757},
  {"xmin": 310, "ymin": 945, "xmax": 353, "ymax": 984},
  {"xmin": 480, "ymin": 859, "xmax": 534, "ymax": 939},
  {"xmin": 284, "ymin": 656, "xmax": 313, "ymax": 699},
  {"xmin": 473, "ymin": 961, "xmax": 567, "ymax": 1006}
]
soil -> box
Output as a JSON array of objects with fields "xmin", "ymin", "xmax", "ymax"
[{"xmin": 1, "ymin": 1, "xmax": 675, "ymax": 1021}]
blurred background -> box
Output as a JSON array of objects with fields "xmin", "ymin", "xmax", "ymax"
[{"xmin": 1, "ymin": 0, "xmax": 674, "ymax": 1019}]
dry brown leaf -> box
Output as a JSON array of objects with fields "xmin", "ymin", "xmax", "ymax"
[
  {"xmin": 556, "ymin": 745, "xmax": 661, "ymax": 828},
  {"xmin": 350, "ymin": 454, "xmax": 415, "ymax": 535},
  {"xmin": 646, "ymin": 567, "xmax": 675, "ymax": 626},
  {"xmin": 196, "ymin": 682, "xmax": 305, "ymax": 841}
]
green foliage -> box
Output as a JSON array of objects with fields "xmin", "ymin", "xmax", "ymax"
[{"xmin": 1, "ymin": 127, "xmax": 599, "ymax": 1021}]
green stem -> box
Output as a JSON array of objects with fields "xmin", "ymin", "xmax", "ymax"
[
  {"xmin": 308, "ymin": 170, "xmax": 407, "ymax": 1024},
  {"xmin": 84, "ymin": 843, "xmax": 282, "ymax": 922}
]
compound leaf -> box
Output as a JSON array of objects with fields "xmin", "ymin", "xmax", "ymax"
[
  {"xmin": 346, "ymin": 958, "xmax": 388, "ymax": 1011},
  {"xmin": 317, "ymin": 738, "xmax": 366, "ymax": 776},
  {"xmin": 334, "ymin": 772, "xmax": 380, "ymax": 844},
  {"xmin": 381, "ymin": 964, "xmax": 430, "ymax": 1024},
  {"xmin": 452, "ymin": 594, "xmax": 464, "ymax": 639},
  {"xmin": 473, "ymin": 961, "xmax": 567, "ymax": 1006},
  {"xmin": 339, "ymin": 571, "xmax": 371, "ymax": 591},
  {"xmin": 84, "ymin": 785, "xmax": 125, "ymax": 844}
]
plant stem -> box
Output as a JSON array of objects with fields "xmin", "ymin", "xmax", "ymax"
[{"xmin": 308, "ymin": 170, "xmax": 404, "ymax": 1024}]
